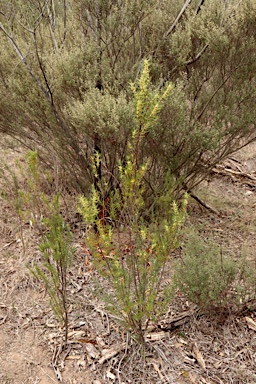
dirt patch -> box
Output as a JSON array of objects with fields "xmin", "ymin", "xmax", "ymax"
[{"xmin": 0, "ymin": 329, "xmax": 55, "ymax": 384}]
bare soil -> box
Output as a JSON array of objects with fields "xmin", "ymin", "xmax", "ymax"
[{"xmin": 0, "ymin": 140, "xmax": 256, "ymax": 384}]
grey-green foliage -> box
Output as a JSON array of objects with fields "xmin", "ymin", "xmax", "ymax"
[
  {"xmin": 66, "ymin": 88, "xmax": 135, "ymax": 194},
  {"xmin": 30, "ymin": 195, "xmax": 73, "ymax": 344},
  {"xmin": 0, "ymin": 0, "xmax": 256, "ymax": 199},
  {"xmin": 174, "ymin": 232, "xmax": 256, "ymax": 311}
]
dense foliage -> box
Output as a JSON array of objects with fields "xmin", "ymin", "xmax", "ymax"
[{"xmin": 1, "ymin": 0, "xmax": 256, "ymax": 201}]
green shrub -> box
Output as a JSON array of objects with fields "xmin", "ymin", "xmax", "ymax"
[
  {"xmin": 174, "ymin": 232, "xmax": 256, "ymax": 312},
  {"xmin": 79, "ymin": 173, "xmax": 187, "ymax": 346},
  {"xmin": 78, "ymin": 61, "xmax": 187, "ymax": 345}
]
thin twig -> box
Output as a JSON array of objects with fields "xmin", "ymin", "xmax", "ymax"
[{"xmin": 197, "ymin": 64, "xmax": 242, "ymax": 121}]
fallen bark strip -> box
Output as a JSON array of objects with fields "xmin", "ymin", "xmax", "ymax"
[
  {"xmin": 98, "ymin": 342, "xmax": 128, "ymax": 365},
  {"xmin": 159, "ymin": 307, "xmax": 200, "ymax": 332},
  {"xmin": 191, "ymin": 342, "xmax": 206, "ymax": 370}
]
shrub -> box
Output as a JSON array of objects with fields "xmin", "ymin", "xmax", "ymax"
[
  {"xmin": 29, "ymin": 195, "xmax": 74, "ymax": 345},
  {"xmin": 1, "ymin": 1, "xmax": 256, "ymax": 200},
  {"xmin": 1, "ymin": 150, "xmax": 74, "ymax": 345},
  {"xmin": 79, "ymin": 169, "xmax": 187, "ymax": 345},
  {"xmin": 174, "ymin": 232, "xmax": 256, "ymax": 312},
  {"xmin": 0, "ymin": 150, "xmax": 56, "ymax": 255},
  {"xmin": 78, "ymin": 60, "xmax": 187, "ymax": 345}
]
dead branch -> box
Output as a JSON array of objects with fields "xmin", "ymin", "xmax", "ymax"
[
  {"xmin": 186, "ymin": 44, "xmax": 209, "ymax": 66},
  {"xmin": 46, "ymin": 0, "xmax": 58, "ymax": 50},
  {"xmin": 164, "ymin": 0, "xmax": 193, "ymax": 37},
  {"xmin": 213, "ymin": 166, "xmax": 256, "ymax": 182},
  {"xmin": 190, "ymin": 192, "xmax": 219, "ymax": 215},
  {"xmin": 159, "ymin": 306, "xmax": 200, "ymax": 332},
  {"xmin": 196, "ymin": 0, "xmax": 205, "ymax": 14}
]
